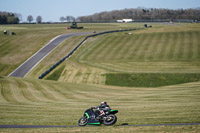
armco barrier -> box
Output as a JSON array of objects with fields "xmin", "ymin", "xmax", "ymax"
[{"xmin": 38, "ymin": 28, "xmax": 140, "ymax": 79}]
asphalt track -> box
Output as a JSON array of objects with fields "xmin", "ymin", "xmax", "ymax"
[
  {"xmin": 0, "ymin": 123, "xmax": 200, "ymax": 128},
  {"xmin": 8, "ymin": 32, "xmax": 92, "ymax": 78}
]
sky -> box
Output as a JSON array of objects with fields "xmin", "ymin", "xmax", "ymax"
[{"xmin": 0, "ymin": 0, "xmax": 200, "ymax": 22}]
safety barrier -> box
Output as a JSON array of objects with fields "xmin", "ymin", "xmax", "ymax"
[{"xmin": 38, "ymin": 28, "xmax": 140, "ymax": 79}]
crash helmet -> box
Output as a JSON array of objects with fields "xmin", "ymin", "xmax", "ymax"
[{"xmin": 100, "ymin": 101, "xmax": 107, "ymax": 107}]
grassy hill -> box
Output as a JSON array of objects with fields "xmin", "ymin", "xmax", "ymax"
[
  {"xmin": 0, "ymin": 23, "xmax": 200, "ymax": 132},
  {"xmin": 77, "ymin": 24, "xmax": 200, "ymax": 73},
  {"xmin": 39, "ymin": 23, "xmax": 200, "ymax": 87},
  {"xmin": 0, "ymin": 23, "xmax": 134, "ymax": 77},
  {"xmin": 0, "ymin": 76, "xmax": 200, "ymax": 132},
  {"xmin": 0, "ymin": 24, "xmax": 74, "ymax": 76}
]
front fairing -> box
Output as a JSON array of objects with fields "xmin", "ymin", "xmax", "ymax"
[
  {"xmin": 84, "ymin": 109, "xmax": 101, "ymax": 125},
  {"xmin": 109, "ymin": 109, "xmax": 118, "ymax": 114}
]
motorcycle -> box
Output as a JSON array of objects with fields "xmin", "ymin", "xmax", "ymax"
[{"xmin": 78, "ymin": 108, "xmax": 118, "ymax": 126}]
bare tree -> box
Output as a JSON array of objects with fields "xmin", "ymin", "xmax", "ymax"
[
  {"xmin": 66, "ymin": 16, "xmax": 75, "ymax": 22},
  {"xmin": 27, "ymin": 15, "xmax": 33, "ymax": 23},
  {"xmin": 14, "ymin": 13, "xmax": 22, "ymax": 22},
  {"xmin": 59, "ymin": 16, "xmax": 65, "ymax": 22},
  {"xmin": 36, "ymin": 16, "xmax": 42, "ymax": 23}
]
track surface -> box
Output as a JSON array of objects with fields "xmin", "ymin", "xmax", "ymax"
[
  {"xmin": 8, "ymin": 32, "xmax": 92, "ymax": 77},
  {"xmin": 0, "ymin": 123, "xmax": 200, "ymax": 128}
]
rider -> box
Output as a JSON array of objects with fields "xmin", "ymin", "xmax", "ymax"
[{"xmin": 91, "ymin": 101, "xmax": 111, "ymax": 118}]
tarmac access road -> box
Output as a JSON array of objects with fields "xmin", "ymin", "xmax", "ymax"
[{"xmin": 8, "ymin": 32, "xmax": 92, "ymax": 78}]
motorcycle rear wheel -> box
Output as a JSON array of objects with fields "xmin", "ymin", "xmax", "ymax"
[
  {"xmin": 78, "ymin": 117, "xmax": 88, "ymax": 126},
  {"xmin": 103, "ymin": 114, "xmax": 117, "ymax": 126}
]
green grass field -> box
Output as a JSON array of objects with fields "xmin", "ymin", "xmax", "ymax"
[
  {"xmin": 77, "ymin": 25, "xmax": 200, "ymax": 73},
  {"xmin": 0, "ymin": 24, "xmax": 73, "ymax": 76},
  {"xmin": 0, "ymin": 76, "xmax": 200, "ymax": 132},
  {"xmin": 0, "ymin": 23, "xmax": 200, "ymax": 132},
  {"xmin": 42, "ymin": 23, "xmax": 200, "ymax": 86},
  {"xmin": 105, "ymin": 73, "xmax": 200, "ymax": 87},
  {"xmin": 0, "ymin": 23, "xmax": 135, "ymax": 77}
]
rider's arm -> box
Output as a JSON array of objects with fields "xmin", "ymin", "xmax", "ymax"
[
  {"xmin": 91, "ymin": 106, "xmax": 99, "ymax": 109},
  {"xmin": 104, "ymin": 105, "xmax": 111, "ymax": 111}
]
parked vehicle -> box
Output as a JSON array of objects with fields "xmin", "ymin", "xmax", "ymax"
[{"xmin": 70, "ymin": 22, "xmax": 83, "ymax": 29}]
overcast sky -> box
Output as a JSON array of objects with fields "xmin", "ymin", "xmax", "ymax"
[{"xmin": 0, "ymin": 0, "xmax": 199, "ymax": 22}]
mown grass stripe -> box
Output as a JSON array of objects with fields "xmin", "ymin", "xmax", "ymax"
[
  {"xmin": 168, "ymin": 32, "xmax": 177, "ymax": 60},
  {"xmin": 56, "ymin": 84, "xmax": 89, "ymax": 100},
  {"xmin": 153, "ymin": 33, "xmax": 164, "ymax": 60},
  {"xmin": 85, "ymin": 35, "xmax": 112, "ymax": 61},
  {"xmin": 24, "ymin": 81, "xmax": 51, "ymax": 102},
  {"xmin": 115, "ymin": 35, "xmax": 135, "ymax": 60},
  {"xmin": 81, "ymin": 68, "xmax": 90, "ymax": 84},
  {"xmin": 197, "ymin": 32, "xmax": 200, "ymax": 60},
  {"xmin": 191, "ymin": 31, "xmax": 198, "ymax": 60},
  {"xmin": 99, "ymin": 35, "xmax": 124, "ymax": 60},
  {"xmin": 138, "ymin": 34, "xmax": 154, "ymax": 61},
  {"xmin": 187, "ymin": 32, "xmax": 194, "ymax": 60},
  {"xmin": 46, "ymin": 84, "xmax": 69, "ymax": 101},
  {"xmin": 0, "ymin": 79, "xmax": 8, "ymax": 103},
  {"xmin": 82, "ymin": 69, "xmax": 90, "ymax": 83},
  {"xmin": 172, "ymin": 32, "xmax": 182, "ymax": 60},
  {"xmin": 150, "ymin": 33, "xmax": 161, "ymax": 60},
  {"xmin": 124, "ymin": 34, "xmax": 140, "ymax": 59},
  {"xmin": 109, "ymin": 35, "xmax": 129, "ymax": 60},
  {"xmin": 42, "ymin": 83, "xmax": 69, "ymax": 101},
  {"xmin": 160, "ymin": 33, "xmax": 170, "ymax": 60},
  {"xmin": 178, "ymin": 32, "xmax": 185, "ymax": 60},
  {"xmin": 0, "ymin": 79, "xmax": 18, "ymax": 103},
  {"xmin": 103, "ymin": 35, "xmax": 121, "ymax": 60},
  {"xmin": 133, "ymin": 34, "xmax": 148, "ymax": 60},
  {"xmin": 95, "ymin": 61, "xmax": 200, "ymax": 73},
  {"xmin": 87, "ymin": 69, "xmax": 95, "ymax": 84},
  {"xmin": 16, "ymin": 79, "xmax": 40, "ymax": 102},
  {"xmin": 33, "ymin": 81, "xmax": 58, "ymax": 101},
  {"xmin": 163, "ymin": 33, "xmax": 173, "ymax": 61},
  {"xmin": 8, "ymin": 79, "xmax": 30, "ymax": 103},
  {"xmin": 50, "ymin": 84, "xmax": 76, "ymax": 100},
  {"xmin": 182, "ymin": 32, "xmax": 189, "ymax": 60},
  {"xmin": 129, "ymin": 35, "xmax": 145, "ymax": 60},
  {"xmin": 15, "ymin": 79, "xmax": 31, "ymax": 102},
  {"xmin": 60, "ymin": 64, "xmax": 73, "ymax": 82},
  {"xmin": 143, "ymin": 33, "xmax": 156, "ymax": 61},
  {"xmin": 68, "ymin": 69, "xmax": 79, "ymax": 83},
  {"xmin": 0, "ymin": 37, "xmax": 17, "ymax": 55}
]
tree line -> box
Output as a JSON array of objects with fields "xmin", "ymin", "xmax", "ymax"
[
  {"xmin": 0, "ymin": 11, "xmax": 43, "ymax": 24},
  {"xmin": 77, "ymin": 7, "xmax": 200, "ymax": 22},
  {"xmin": 0, "ymin": 12, "xmax": 20, "ymax": 24},
  {"xmin": 59, "ymin": 16, "xmax": 75, "ymax": 22},
  {"xmin": 27, "ymin": 15, "xmax": 42, "ymax": 23}
]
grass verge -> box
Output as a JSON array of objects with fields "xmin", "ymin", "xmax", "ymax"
[
  {"xmin": 0, "ymin": 125, "xmax": 200, "ymax": 133},
  {"xmin": 46, "ymin": 65, "xmax": 65, "ymax": 81},
  {"xmin": 105, "ymin": 73, "xmax": 200, "ymax": 87}
]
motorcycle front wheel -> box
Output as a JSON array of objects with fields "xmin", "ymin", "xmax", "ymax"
[
  {"xmin": 103, "ymin": 114, "xmax": 117, "ymax": 126},
  {"xmin": 78, "ymin": 117, "xmax": 88, "ymax": 126}
]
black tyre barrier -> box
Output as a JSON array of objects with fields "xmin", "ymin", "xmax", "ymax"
[{"xmin": 38, "ymin": 28, "xmax": 141, "ymax": 79}]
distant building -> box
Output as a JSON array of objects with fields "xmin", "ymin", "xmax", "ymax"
[{"xmin": 117, "ymin": 19, "xmax": 133, "ymax": 23}]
